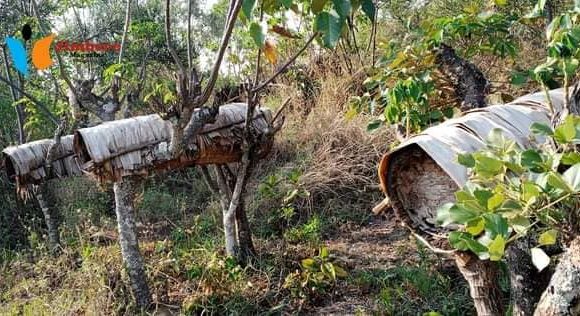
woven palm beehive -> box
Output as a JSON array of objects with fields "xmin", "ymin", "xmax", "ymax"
[
  {"xmin": 378, "ymin": 89, "xmax": 567, "ymax": 243},
  {"xmin": 73, "ymin": 103, "xmax": 273, "ymax": 182},
  {"xmin": 2, "ymin": 135, "xmax": 82, "ymax": 194}
]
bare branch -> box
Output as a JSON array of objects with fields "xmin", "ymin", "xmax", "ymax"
[
  {"xmin": 118, "ymin": 0, "xmax": 132, "ymax": 64},
  {"xmin": 187, "ymin": 0, "xmax": 193, "ymax": 70},
  {"xmin": 165, "ymin": 0, "xmax": 186, "ymax": 76},
  {"xmin": 198, "ymin": 0, "xmax": 244, "ymax": 106},
  {"xmin": 253, "ymin": 32, "xmax": 318, "ymax": 93}
]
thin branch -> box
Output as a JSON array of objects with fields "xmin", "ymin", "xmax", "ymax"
[
  {"xmin": 0, "ymin": 74, "xmax": 59, "ymax": 125},
  {"xmin": 165, "ymin": 0, "xmax": 186, "ymax": 76},
  {"xmin": 198, "ymin": 0, "xmax": 244, "ymax": 106},
  {"xmin": 118, "ymin": 0, "xmax": 132, "ymax": 64},
  {"xmin": 1, "ymin": 46, "xmax": 25, "ymax": 144},
  {"xmin": 252, "ymin": 32, "xmax": 318, "ymax": 93},
  {"xmin": 187, "ymin": 0, "xmax": 193, "ymax": 70}
]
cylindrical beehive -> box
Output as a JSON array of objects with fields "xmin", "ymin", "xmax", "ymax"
[
  {"xmin": 378, "ymin": 89, "xmax": 564, "ymax": 242},
  {"xmin": 73, "ymin": 103, "xmax": 273, "ymax": 182}
]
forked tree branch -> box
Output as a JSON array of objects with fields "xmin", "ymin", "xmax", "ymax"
[
  {"xmin": 252, "ymin": 32, "xmax": 318, "ymax": 93},
  {"xmin": 198, "ymin": 0, "xmax": 244, "ymax": 106}
]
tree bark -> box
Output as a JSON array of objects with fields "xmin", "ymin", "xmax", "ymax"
[
  {"xmin": 455, "ymin": 251, "xmax": 504, "ymax": 316},
  {"xmin": 435, "ymin": 44, "xmax": 489, "ymax": 111},
  {"xmin": 534, "ymin": 237, "xmax": 580, "ymax": 316},
  {"xmin": 506, "ymin": 237, "xmax": 553, "ymax": 316},
  {"xmin": 34, "ymin": 184, "xmax": 60, "ymax": 253},
  {"xmin": 113, "ymin": 177, "xmax": 151, "ymax": 309}
]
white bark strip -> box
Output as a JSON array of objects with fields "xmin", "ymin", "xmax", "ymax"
[
  {"xmin": 534, "ymin": 237, "xmax": 580, "ymax": 316},
  {"xmin": 113, "ymin": 177, "xmax": 151, "ymax": 308}
]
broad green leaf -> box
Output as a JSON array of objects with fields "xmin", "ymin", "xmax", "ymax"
[
  {"xmin": 494, "ymin": 0, "xmax": 507, "ymax": 6},
  {"xmin": 314, "ymin": 11, "xmax": 342, "ymax": 48},
  {"xmin": 474, "ymin": 189, "xmax": 493, "ymax": 208},
  {"xmin": 361, "ymin": 0, "xmax": 375, "ymax": 21},
  {"xmin": 563, "ymin": 164, "xmax": 580, "ymax": 192},
  {"xmin": 561, "ymin": 152, "xmax": 580, "ymax": 165},
  {"xmin": 301, "ymin": 258, "xmax": 316, "ymax": 269},
  {"xmin": 436, "ymin": 203, "xmax": 454, "ymax": 226},
  {"xmin": 530, "ymin": 122, "xmax": 554, "ymax": 136},
  {"xmin": 320, "ymin": 246, "xmax": 329, "ymax": 258},
  {"xmin": 458, "ymin": 153, "xmax": 475, "ymax": 168},
  {"xmin": 487, "ymin": 193, "xmax": 504, "ymax": 210},
  {"xmin": 510, "ymin": 216, "xmax": 531, "ymax": 234},
  {"xmin": 466, "ymin": 217, "xmax": 485, "ymax": 236},
  {"xmin": 483, "ymin": 213, "xmax": 509, "ymax": 238},
  {"xmin": 279, "ymin": 0, "xmax": 292, "ymax": 9},
  {"xmin": 332, "ymin": 0, "xmax": 351, "ymax": 18},
  {"xmin": 475, "ymin": 155, "xmax": 504, "ymax": 176},
  {"xmin": 311, "ymin": 0, "xmax": 328, "ymax": 14},
  {"xmin": 511, "ymin": 72, "xmax": 528, "ymax": 86},
  {"xmin": 249, "ymin": 22, "xmax": 266, "ymax": 47},
  {"xmin": 538, "ymin": 229, "xmax": 558, "ymax": 246},
  {"xmin": 554, "ymin": 115, "xmax": 577, "ymax": 144},
  {"xmin": 547, "ymin": 171, "xmax": 572, "ymax": 192},
  {"xmin": 531, "ymin": 247, "xmax": 550, "ymax": 271},
  {"xmin": 522, "ymin": 181, "xmax": 540, "ymax": 203},
  {"xmin": 488, "ymin": 235, "xmax": 506, "ymax": 261},
  {"xmin": 521, "ymin": 149, "xmax": 545, "ymax": 173},
  {"xmin": 449, "ymin": 231, "xmax": 488, "ymax": 253},
  {"xmin": 242, "ymin": 0, "xmax": 256, "ymax": 18}
]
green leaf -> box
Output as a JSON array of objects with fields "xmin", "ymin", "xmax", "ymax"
[
  {"xmin": 483, "ymin": 213, "xmax": 509, "ymax": 239},
  {"xmin": 554, "ymin": 115, "xmax": 577, "ymax": 144},
  {"xmin": 510, "ymin": 216, "xmax": 531, "ymax": 234},
  {"xmin": 561, "ymin": 152, "xmax": 580, "ymax": 165},
  {"xmin": 249, "ymin": 22, "xmax": 266, "ymax": 47},
  {"xmin": 487, "ymin": 193, "xmax": 505, "ymax": 210},
  {"xmin": 332, "ymin": 0, "xmax": 351, "ymax": 18},
  {"xmin": 361, "ymin": 0, "xmax": 375, "ymax": 21},
  {"xmin": 564, "ymin": 164, "xmax": 580, "ymax": 192},
  {"xmin": 314, "ymin": 11, "xmax": 343, "ymax": 48},
  {"xmin": 494, "ymin": 0, "xmax": 507, "ymax": 6},
  {"xmin": 449, "ymin": 231, "xmax": 487, "ymax": 253},
  {"xmin": 458, "ymin": 153, "xmax": 475, "ymax": 168},
  {"xmin": 334, "ymin": 265, "xmax": 348, "ymax": 277},
  {"xmin": 530, "ymin": 122, "xmax": 554, "ymax": 136},
  {"xmin": 538, "ymin": 229, "xmax": 558, "ymax": 246},
  {"xmin": 521, "ymin": 149, "xmax": 545, "ymax": 173},
  {"xmin": 475, "ymin": 155, "xmax": 504, "ymax": 176},
  {"xmin": 242, "ymin": 0, "xmax": 256, "ymax": 18},
  {"xmin": 531, "ymin": 247, "xmax": 550, "ymax": 271},
  {"xmin": 279, "ymin": 0, "xmax": 292, "ymax": 9},
  {"xmin": 547, "ymin": 171, "xmax": 572, "ymax": 192},
  {"xmin": 466, "ymin": 217, "xmax": 485, "ymax": 236},
  {"xmin": 301, "ymin": 258, "xmax": 316, "ymax": 269},
  {"xmin": 311, "ymin": 0, "xmax": 328, "ymax": 14},
  {"xmin": 320, "ymin": 246, "xmax": 329, "ymax": 259},
  {"xmin": 488, "ymin": 235, "xmax": 506, "ymax": 261},
  {"xmin": 522, "ymin": 181, "xmax": 540, "ymax": 203}
]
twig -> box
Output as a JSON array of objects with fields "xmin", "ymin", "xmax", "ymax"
[
  {"xmin": 118, "ymin": 0, "xmax": 132, "ymax": 64},
  {"xmin": 272, "ymin": 97, "xmax": 291, "ymax": 123},
  {"xmin": 165, "ymin": 0, "xmax": 186, "ymax": 76},
  {"xmin": 253, "ymin": 32, "xmax": 319, "ymax": 93}
]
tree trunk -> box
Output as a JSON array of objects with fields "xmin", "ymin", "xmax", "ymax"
[
  {"xmin": 34, "ymin": 184, "xmax": 60, "ymax": 253},
  {"xmin": 435, "ymin": 44, "xmax": 489, "ymax": 111},
  {"xmin": 455, "ymin": 251, "xmax": 504, "ymax": 316},
  {"xmin": 506, "ymin": 237, "xmax": 553, "ymax": 316},
  {"xmin": 534, "ymin": 237, "xmax": 580, "ymax": 316},
  {"xmin": 235, "ymin": 201, "xmax": 255, "ymax": 261},
  {"xmin": 113, "ymin": 177, "xmax": 151, "ymax": 309}
]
